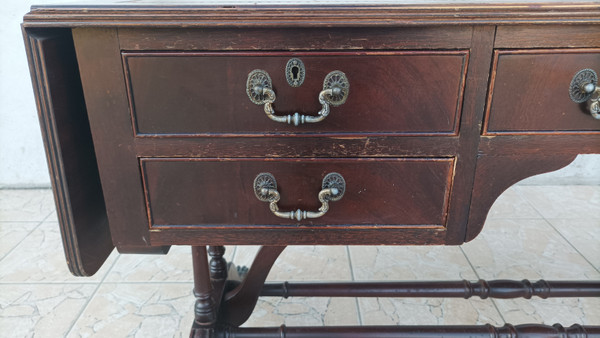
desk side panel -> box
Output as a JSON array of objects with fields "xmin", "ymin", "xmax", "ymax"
[
  {"xmin": 71, "ymin": 28, "xmax": 170, "ymax": 254},
  {"xmin": 23, "ymin": 27, "xmax": 113, "ymax": 276},
  {"xmin": 465, "ymin": 154, "xmax": 577, "ymax": 242}
]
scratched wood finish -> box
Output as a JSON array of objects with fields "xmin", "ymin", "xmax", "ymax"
[
  {"xmin": 465, "ymin": 154, "xmax": 577, "ymax": 242},
  {"xmin": 442, "ymin": 26, "xmax": 496, "ymax": 245},
  {"xmin": 24, "ymin": 4, "xmax": 600, "ymax": 253},
  {"xmin": 71, "ymin": 28, "xmax": 169, "ymax": 254},
  {"xmin": 133, "ymin": 136, "xmax": 460, "ymax": 158},
  {"xmin": 485, "ymin": 49, "xmax": 600, "ymax": 135},
  {"xmin": 69, "ymin": 23, "xmax": 477, "ymax": 249},
  {"xmin": 495, "ymin": 25, "xmax": 600, "ymax": 48},
  {"xmin": 23, "ymin": 5, "xmax": 600, "ymax": 336},
  {"xmin": 21, "ymin": 3, "xmax": 600, "ymax": 27},
  {"xmin": 23, "ymin": 28, "xmax": 113, "ymax": 276},
  {"xmin": 141, "ymin": 158, "xmax": 454, "ymax": 227},
  {"xmin": 478, "ymin": 134, "xmax": 600, "ymax": 156},
  {"xmin": 124, "ymin": 52, "xmax": 467, "ymax": 136},
  {"xmin": 149, "ymin": 227, "xmax": 446, "ymax": 246},
  {"xmin": 118, "ymin": 27, "xmax": 473, "ymax": 51}
]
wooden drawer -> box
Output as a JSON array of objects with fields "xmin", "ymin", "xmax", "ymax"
[
  {"xmin": 141, "ymin": 158, "xmax": 454, "ymax": 228},
  {"xmin": 485, "ymin": 49, "xmax": 600, "ymax": 134},
  {"xmin": 123, "ymin": 51, "xmax": 468, "ymax": 136}
]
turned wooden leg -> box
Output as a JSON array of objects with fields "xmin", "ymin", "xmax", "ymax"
[
  {"xmin": 192, "ymin": 246, "xmax": 216, "ymax": 327},
  {"xmin": 208, "ymin": 246, "xmax": 227, "ymax": 280}
]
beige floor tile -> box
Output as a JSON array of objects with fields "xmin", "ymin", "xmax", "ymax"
[
  {"xmin": 547, "ymin": 218, "xmax": 600, "ymax": 271},
  {"xmin": 245, "ymin": 297, "xmax": 359, "ymax": 327},
  {"xmin": 67, "ymin": 283, "xmax": 194, "ymax": 338},
  {"xmin": 349, "ymin": 246, "xmax": 502, "ymax": 326},
  {"xmin": 0, "ymin": 284, "xmax": 96, "ymax": 338},
  {"xmin": 0, "ymin": 189, "xmax": 55, "ymax": 222},
  {"xmin": 517, "ymin": 185, "xmax": 600, "ymax": 220},
  {"xmin": 494, "ymin": 298, "xmax": 600, "ymax": 325},
  {"xmin": 105, "ymin": 246, "xmax": 193, "ymax": 283},
  {"xmin": 1, "ymin": 186, "xmax": 597, "ymax": 333},
  {"xmin": 487, "ymin": 186, "xmax": 541, "ymax": 219},
  {"xmin": 232, "ymin": 246, "xmax": 355, "ymax": 328},
  {"xmin": 269, "ymin": 246, "xmax": 351, "ymax": 281},
  {"xmin": 105, "ymin": 246, "xmax": 235, "ymax": 283},
  {"xmin": 462, "ymin": 219, "xmax": 600, "ymax": 280},
  {"xmin": 45, "ymin": 210, "xmax": 58, "ymax": 223},
  {"xmin": 0, "ymin": 222, "xmax": 117, "ymax": 283},
  {"xmin": 349, "ymin": 246, "xmax": 478, "ymax": 281},
  {"xmin": 234, "ymin": 246, "xmax": 351, "ymax": 281},
  {"xmin": 358, "ymin": 297, "xmax": 504, "ymax": 326},
  {"xmin": 0, "ymin": 222, "xmax": 38, "ymax": 259}
]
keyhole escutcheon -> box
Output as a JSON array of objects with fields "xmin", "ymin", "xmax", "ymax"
[{"xmin": 285, "ymin": 58, "xmax": 305, "ymax": 87}]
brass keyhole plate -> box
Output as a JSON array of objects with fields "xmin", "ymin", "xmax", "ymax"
[{"xmin": 286, "ymin": 58, "xmax": 305, "ymax": 87}]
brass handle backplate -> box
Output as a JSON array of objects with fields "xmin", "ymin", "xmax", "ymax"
[
  {"xmin": 569, "ymin": 68, "xmax": 600, "ymax": 120},
  {"xmin": 246, "ymin": 69, "xmax": 350, "ymax": 126},
  {"xmin": 253, "ymin": 172, "xmax": 346, "ymax": 221}
]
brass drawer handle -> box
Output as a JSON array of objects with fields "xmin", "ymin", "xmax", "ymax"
[
  {"xmin": 253, "ymin": 172, "xmax": 345, "ymax": 221},
  {"xmin": 569, "ymin": 68, "xmax": 600, "ymax": 119},
  {"xmin": 246, "ymin": 69, "xmax": 349, "ymax": 126}
]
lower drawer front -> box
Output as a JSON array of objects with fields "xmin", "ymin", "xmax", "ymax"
[{"xmin": 141, "ymin": 158, "xmax": 454, "ymax": 228}]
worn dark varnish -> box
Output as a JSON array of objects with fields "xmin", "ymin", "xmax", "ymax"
[
  {"xmin": 23, "ymin": 3, "xmax": 600, "ymax": 337},
  {"xmin": 124, "ymin": 51, "xmax": 466, "ymax": 135},
  {"xmin": 260, "ymin": 280, "xmax": 600, "ymax": 299},
  {"xmin": 485, "ymin": 49, "xmax": 600, "ymax": 134},
  {"xmin": 23, "ymin": 28, "xmax": 112, "ymax": 276},
  {"xmin": 212, "ymin": 324, "xmax": 600, "ymax": 338},
  {"xmin": 141, "ymin": 158, "xmax": 453, "ymax": 227}
]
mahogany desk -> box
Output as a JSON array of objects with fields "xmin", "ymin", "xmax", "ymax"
[{"xmin": 23, "ymin": 2, "xmax": 600, "ymax": 337}]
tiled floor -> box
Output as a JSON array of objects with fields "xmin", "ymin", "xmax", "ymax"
[{"xmin": 0, "ymin": 185, "xmax": 598, "ymax": 337}]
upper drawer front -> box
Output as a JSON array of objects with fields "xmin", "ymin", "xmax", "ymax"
[
  {"xmin": 123, "ymin": 51, "xmax": 467, "ymax": 136},
  {"xmin": 485, "ymin": 49, "xmax": 600, "ymax": 134},
  {"xmin": 141, "ymin": 158, "xmax": 454, "ymax": 228}
]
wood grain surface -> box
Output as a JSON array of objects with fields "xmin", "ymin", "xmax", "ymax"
[
  {"xmin": 123, "ymin": 51, "xmax": 467, "ymax": 136},
  {"xmin": 23, "ymin": 28, "xmax": 113, "ymax": 276},
  {"xmin": 141, "ymin": 157, "xmax": 454, "ymax": 228},
  {"xmin": 24, "ymin": 4, "xmax": 600, "ymax": 252},
  {"xmin": 485, "ymin": 49, "xmax": 600, "ymax": 135},
  {"xmin": 22, "ymin": 3, "xmax": 600, "ymax": 27}
]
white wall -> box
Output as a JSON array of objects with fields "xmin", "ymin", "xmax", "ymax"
[
  {"xmin": 1, "ymin": 1, "xmax": 598, "ymax": 188},
  {"xmin": 1, "ymin": 1, "xmax": 53, "ymax": 188}
]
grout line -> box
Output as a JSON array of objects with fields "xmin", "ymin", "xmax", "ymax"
[
  {"xmin": 65, "ymin": 251, "xmax": 122, "ymax": 336},
  {"xmin": 515, "ymin": 187, "xmax": 600, "ymax": 274},
  {"xmin": 458, "ymin": 246, "xmax": 481, "ymax": 280},
  {"xmin": 542, "ymin": 217, "xmax": 599, "ymax": 274},
  {"xmin": 0, "ymin": 281, "xmax": 105, "ymax": 285},
  {"xmin": 0, "ymin": 220, "xmax": 54, "ymax": 223},
  {"xmin": 39, "ymin": 209, "xmax": 56, "ymax": 224},
  {"xmin": 542, "ymin": 219, "xmax": 600, "ymax": 274},
  {"xmin": 486, "ymin": 217, "xmax": 549, "ymax": 220},
  {"xmin": 0, "ymin": 210, "xmax": 54, "ymax": 262},
  {"xmin": 459, "ymin": 246, "xmax": 507, "ymax": 324},
  {"xmin": 0, "ymin": 280, "xmax": 195, "ymax": 285},
  {"xmin": 0, "ymin": 220, "xmax": 42, "ymax": 262},
  {"xmin": 0, "ymin": 187, "xmax": 53, "ymax": 190},
  {"xmin": 345, "ymin": 245, "xmax": 363, "ymax": 326}
]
